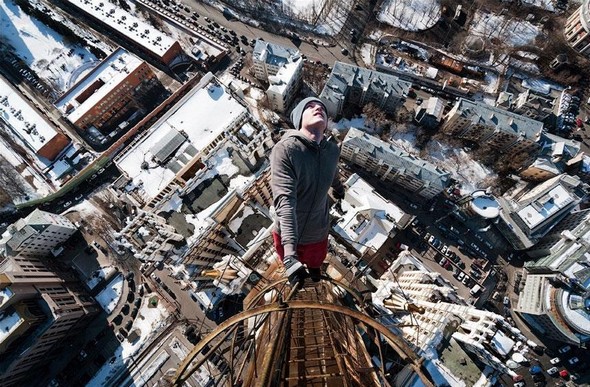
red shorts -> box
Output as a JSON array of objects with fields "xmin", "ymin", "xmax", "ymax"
[{"xmin": 272, "ymin": 232, "xmax": 328, "ymax": 269}]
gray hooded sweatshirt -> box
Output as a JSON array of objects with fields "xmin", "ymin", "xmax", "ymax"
[{"xmin": 270, "ymin": 130, "xmax": 342, "ymax": 257}]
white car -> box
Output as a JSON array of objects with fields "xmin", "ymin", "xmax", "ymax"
[
  {"xmin": 457, "ymin": 272, "xmax": 465, "ymax": 281},
  {"xmin": 547, "ymin": 367, "xmax": 558, "ymax": 376},
  {"xmin": 550, "ymin": 357, "xmax": 560, "ymax": 365}
]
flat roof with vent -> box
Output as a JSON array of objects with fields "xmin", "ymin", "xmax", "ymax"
[
  {"xmin": 65, "ymin": 0, "xmax": 178, "ymax": 59},
  {"xmin": 54, "ymin": 48, "xmax": 143, "ymax": 123},
  {"xmin": 0, "ymin": 77, "xmax": 61, "ymax": 153},
  {"xmin": 115, "ymin": 73, "xmax": 248, "ymax": 200},
  {"xmin": 517, "ymin": 185, "xmax": 573, "ymax": 228}
]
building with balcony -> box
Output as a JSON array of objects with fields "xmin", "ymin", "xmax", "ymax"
[
  {"xmin": 252, "ymin": 40, "xmax": 303, "ymax": 112},
  {"xmin": 564, "ymin": 0, "xmax": 590, "ymax": 57},
  {"xmin": 320, "ymin": 62, "xmax": 411, "ymax": 118},
  {"xmin": 441, "ymin": 98, "xmax": 544, "ymax": 155},
  {"xmin": 495, "ymin": 174, "xmax": 589, "ymax": 250},
  {"xmin": 341, "ymin": 128, "xmax": 450, "ymax": 199}
]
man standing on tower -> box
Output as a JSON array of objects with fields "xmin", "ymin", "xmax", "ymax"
[{"xmin": 270, "ymin": 97, "xmax": 344, "ymax": 286}]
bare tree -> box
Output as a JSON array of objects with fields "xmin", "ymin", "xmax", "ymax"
[{"xmin": 362, "ymin": 102, "xmax": 388, "ymax": 130}]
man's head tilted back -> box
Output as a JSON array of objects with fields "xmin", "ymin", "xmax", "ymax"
[{"xmin": 290, "ymin": 97, "xmax": 328, "ymax": 132}]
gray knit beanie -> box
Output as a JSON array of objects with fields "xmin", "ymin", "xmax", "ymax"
[{"xmin": 290, "ymin": 97, "xmax": 327, "ymax": 130}]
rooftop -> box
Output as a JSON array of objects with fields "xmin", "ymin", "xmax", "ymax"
[
  {"xmin": 116, "ymin": 73, "xmax": 248, "ymax": 200},
  {"xmin": 343, "ymin": 128, "xmax": 450, "ymax": 190},
  {"xmin": 0, "ymin": 76, "xmax": 65, "ymax": 155},
  {"xmin": 455, "ymin": 98, "xmax": 544, "ymax": 141},
  {"xmin": 54, "ymin": 48, "xmax": 144, "ymax": 123},
  {"xmin": 332, "ymin": 173, "xmax": 409, "ymax": 255},
  {"xmin": 65, "ymin": 0, "xmax": 178, "ymax": 59}
]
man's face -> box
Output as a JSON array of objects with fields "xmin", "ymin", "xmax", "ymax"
[{"xmin": 301, "ymin": 101, "xmax": 327, "ymax": 131}]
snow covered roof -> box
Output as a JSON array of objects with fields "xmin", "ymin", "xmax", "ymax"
[
  {"xmin": 65, "ymin": 0, "xmax": 179, "ymax": 59},
  {"xmin": 455, "ymin": 98, "xmax": 544, "ymax": 140},
  {"xmin": 332, "ymin": 173, "xmax": 408, "ymax": 254},
  {"xmin": 469, "ymin": 191, "xmax": 500, "ymax": 219},
  {"xmin": 0, "ymin": 77, "xmax": 66, "ymax": 154},
  {"xmin": 321, "ymin": 62, "xmax": 411, "ymax": 111},
  {"xmin": 253, "ymin": 39, "xmax": 300, "ymax": 67},
  {"xmin": 54, "ymin": 48, "xmax": 144, "ymax": 123},
  {"xmin": 517, "ymin": 184, "xmax": 575, "ymax": 229},
  {"xmin": 343, "ymin": 128, "xmax": 450, "ymax": 190},
  {"xmin": 268, "ymin": 58, "xmax": 302, "ymax": 94},
  {"xmin": 490, "ymin": 330, "xmax": 515, "ymax": 357},
  {"xmin": 116, "ymin": 73, "xmax": 249, "ymax": 200}
]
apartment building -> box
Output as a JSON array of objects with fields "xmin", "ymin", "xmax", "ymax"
[
  {"xmin": 564, "ymin": 0, "xmax": 590, "ymax": 57},
  {"xmin": 320, "ymin": 62, "xmax": 411, "ymax": 118},
  {"xmin": 442, "ymin": 98, "xmax": 544, "ymax": 155},
  {"xmin": 520, "ymin": 132, "xmax": 581, "ymax": 182},
  {"xmin": 252, "ymin": 40, "xmax": 303, "ymax": 112},
  {"xmin": 341, "ymin": 128, "xmax": 450, "ymax": 199},
  {"xmin": 0, "ymin": 209, "xmax": 77, "ymax": 258},
  {"xmin": 496, "ymin": 174, "xmax": 589, "ymax": 250},
  {"xmin": 54, "ymin": 48, "xmax": 159, "ymax": 132}
]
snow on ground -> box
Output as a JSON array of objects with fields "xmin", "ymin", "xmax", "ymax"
[
  {"xmin": 94, "ymin": 273, "xmax": 124, "ymax": 314},
  {"xmin": 87, "ymin": 300, "xmax": 169, "ymax": 387},
  {"xmin": 469, "ymin": 11, "xmax": 540, "ymax": 47},
  {"xmin": 521, "ymin": 77, "xmax": 565, "ymax": 95},
  {"xmin": 0, "ymin": 0, "xmax": 101, "ymax": 93},
  {"xmin": 360, "ymin": 43, "xmax": 375, "ymax": 68},
  {"xmin": 378, "ymin": 0, "xmax": 441, "ymax": 31},
  {"xmin": 86, "ymin": 266, "xmax": 116, "ymax": 290},
  {"xmin": 522, "ymin": 0, "xmax": 555, "ymax": 11}
]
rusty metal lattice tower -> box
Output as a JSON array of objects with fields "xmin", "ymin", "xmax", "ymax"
[{"xmin": 173, "ymin": 276, "xmax": 433, "ymax": 387}]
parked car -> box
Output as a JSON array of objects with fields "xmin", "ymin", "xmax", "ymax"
[
  {"xmin": 457, "ymin": 272, "xmax": 465, "ymax": 282},
  {"xmin": 550, "ymin": 357, "xmax": 561, "ymax": 365},
  {"xmin": 558, "ymin": 345, "xmax": 571, "ymax": 354},
  {"xmin": 547, "ymin": 367, "xmax": 559, "ymax": 376},
  {"xmin": 568, "ymin": 357, "xmax": 579, "ymax": 366}
]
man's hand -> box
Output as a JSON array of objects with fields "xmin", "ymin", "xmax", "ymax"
[{"xmin": 283, "ymin": 255, "xmax": 307, "ymax": 286}]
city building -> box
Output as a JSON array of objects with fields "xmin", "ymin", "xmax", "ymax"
[
  {"xmin": 331, "ymin": 173, "xmax": 414, "ymax": 274},
  {"xmin": 495, "ymin": 174, "xmax": 589, "ymax": 250},
  {"xmin": 515, "ymin": 270, "xmax": 590, "ymax": 346},
  {"xmin": 511, "ymin": 88, "xmax": 556, "ymax": 126},
  {"xmin": 54, "ymin": 48, "xmax": 159, "ymax": 133},
  {"xmin": 0, "ymin": 209, "xmax": 77, "ymax": 258},
  {"xmin": 64, "ymin": 0, "xmax": 186, "ymax": 67},
  {"xmin": 115, "ymin": 210, "xmax": 184, "ymax": 262},
  {"xmin": 114, "ymin": 72, "xmax": 274, "ymax": 208},
  {"xmin": 373, "ymin": 252, "xmax": 536, "ymax": 383},
  {"xmin": 520, "ymin": 133, "xmax": 581, "ymax": 182},
  {"xmin": 0, "ymin": 77, "xmax": 70, "ymax": 161},
  {"xmin": 0, "ymin": 247, "xmax": 98, "ymax": 386},
  {"xmin": 252, "ymin": 40, "xmax": 303, "ymax": 112},
  {"xmin": 341, "ymin": 127, "xmax": 451, "ymax": 199},
  {"xmin": 564, "ymin": 0, "xmax": 590, "ymax": 58},
  {"xmin": 320, "ymin": 61, "xmax": 411, "ymax": 118},
  {"xmin": 414, "ymin": 97, "xmax": 445, "ymax": 129},
  {"xmin": 441, "ymin": 98, "xmax": 544, "ymax": 155}
]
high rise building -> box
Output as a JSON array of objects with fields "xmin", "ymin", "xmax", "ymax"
[
  {"xmin": 0, "ymin": 209, "xmax": 77, "ymax": 258},
  {"xmin": 564, "ymin": 0, "xmax": 590, "ymax": 58},
  {"xmin": 0, "ymin": 244, "xmax": 98, "ymax": 386},
  {"xmin": 495, "ymin": 174, "xmax": 589, "ymax": 250},
  {"xmin": 320, "ymin": 62, "xmax": 411, "ymax": 118},
  {"xmin": 252, "ymin": 40, "xmax": 303, "ymax": 112},
  {"xmin": 341, "ymin": 128, "xmax": 450, "ymax": 199}
]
